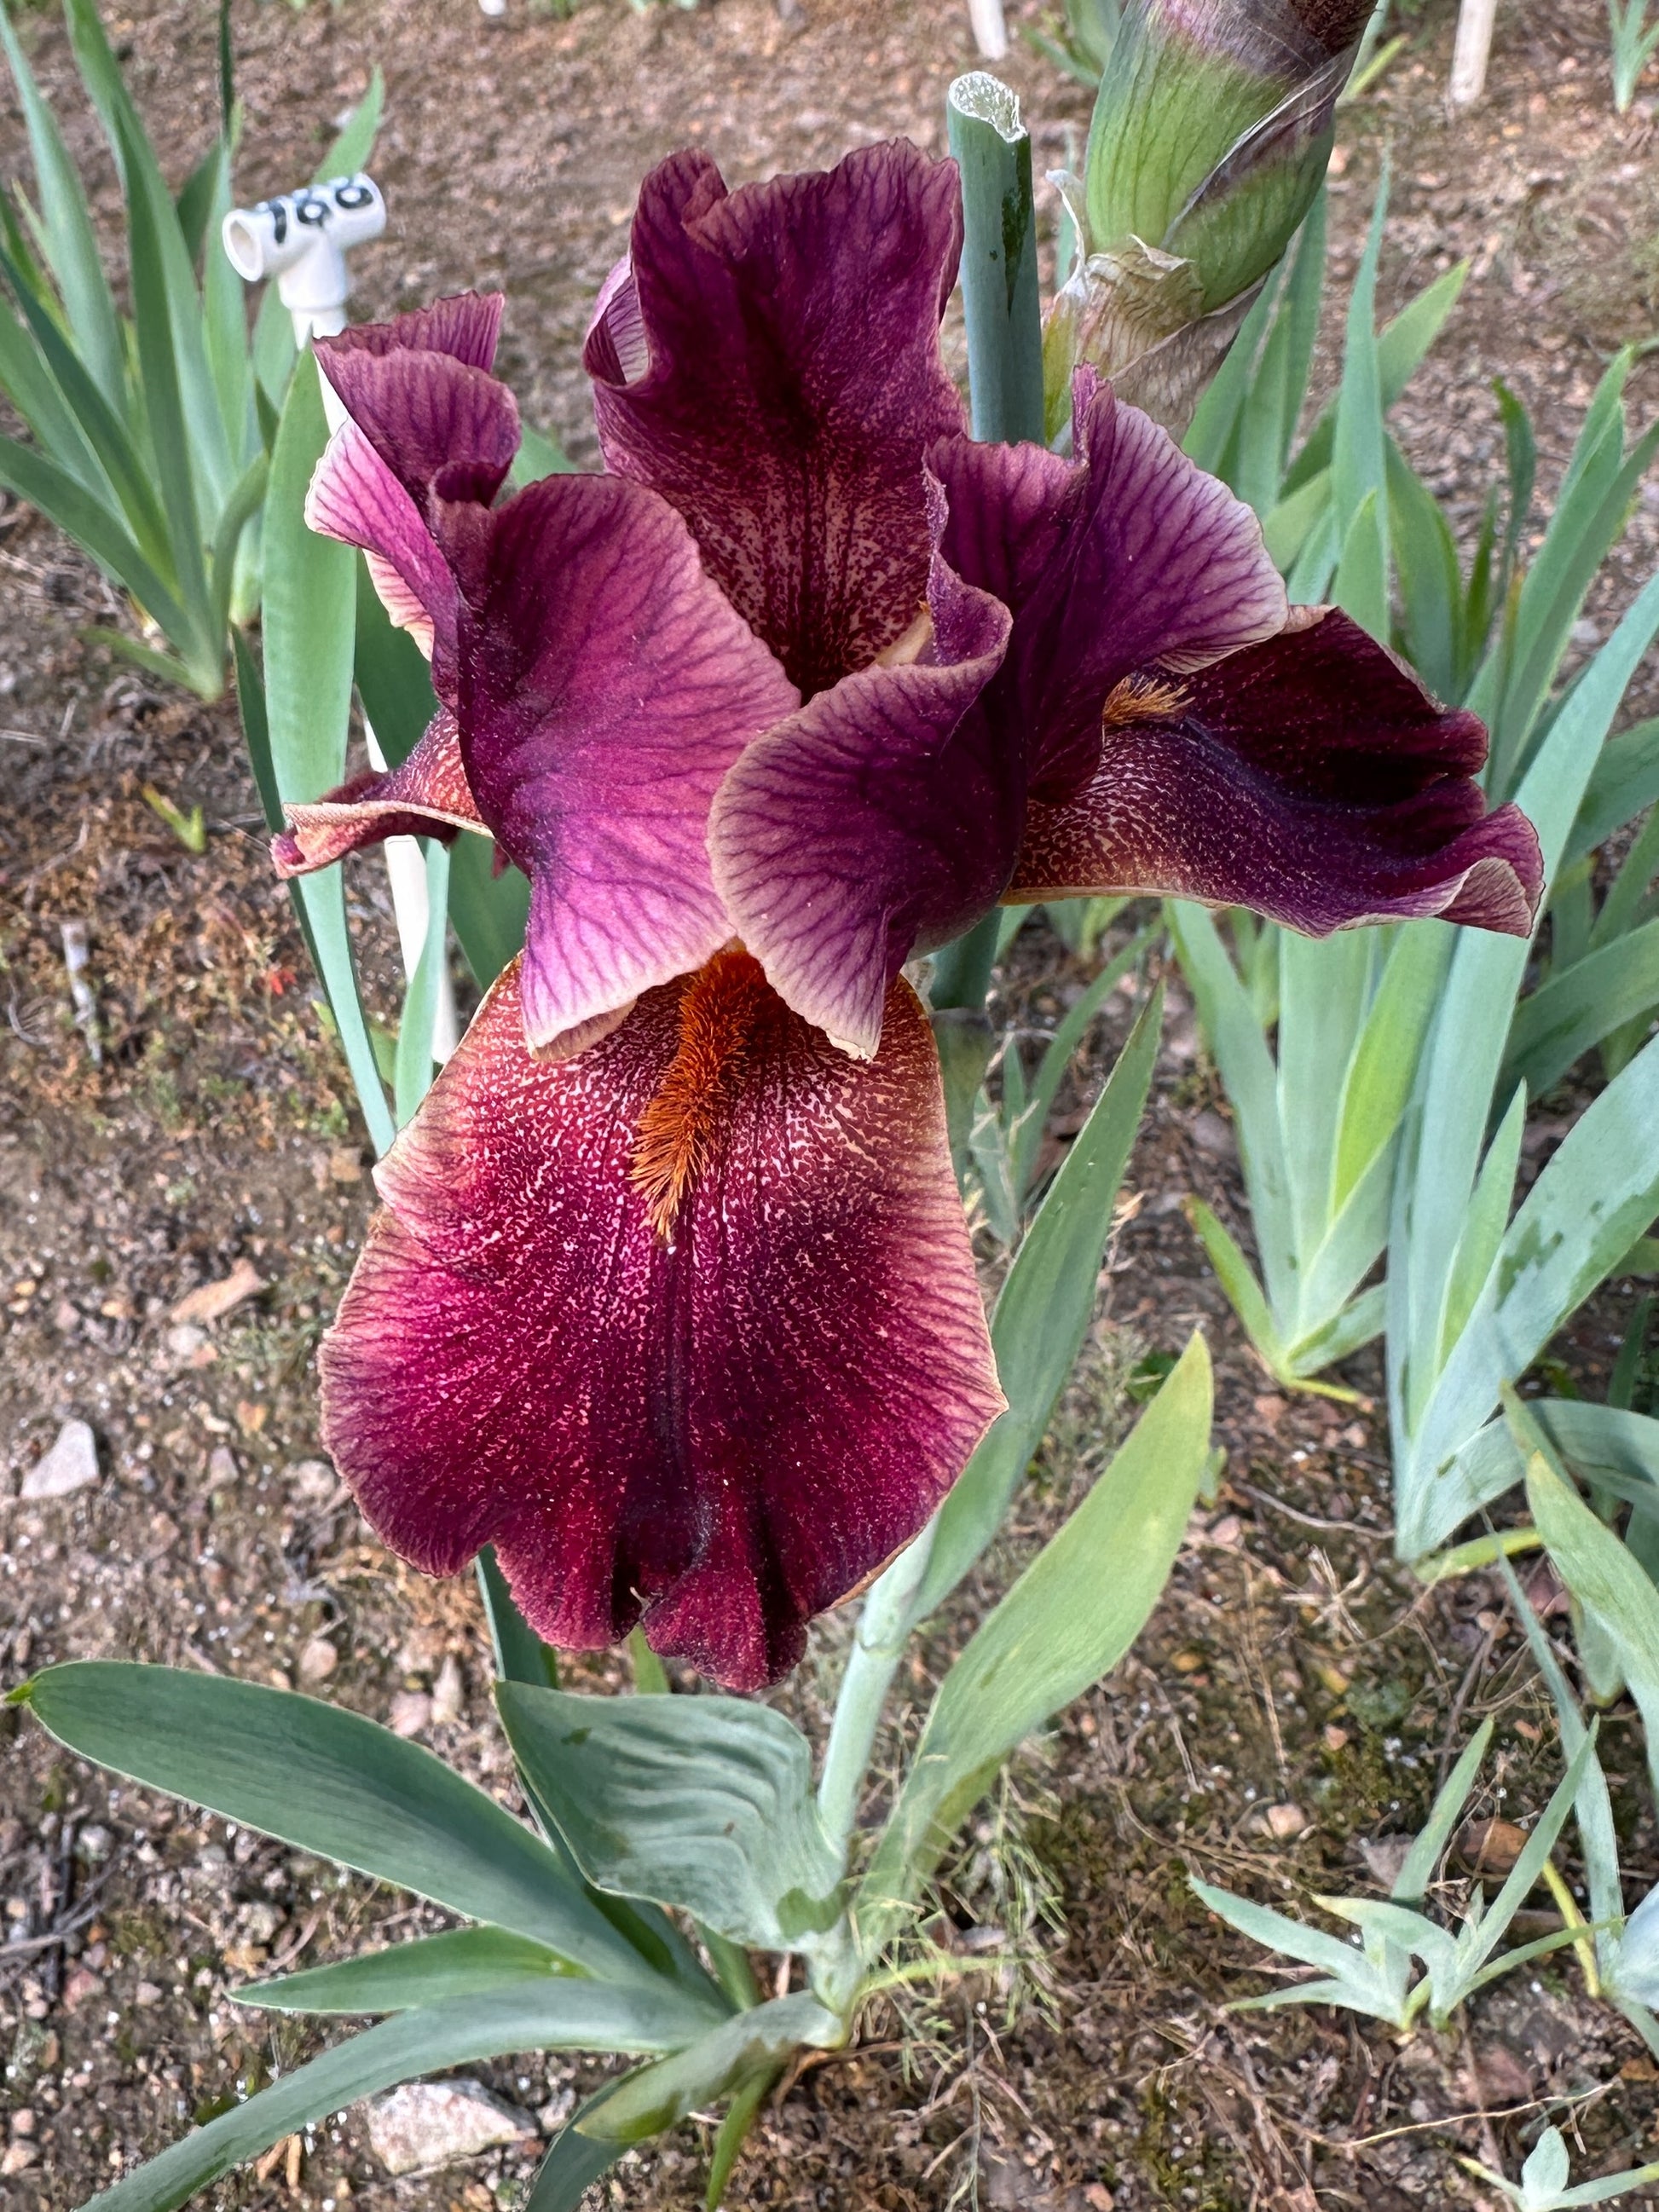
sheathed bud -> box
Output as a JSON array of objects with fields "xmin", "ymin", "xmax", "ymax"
[{"xmin": 1044, "ymin": 0, "xmax": 1373, "ymax": 436}]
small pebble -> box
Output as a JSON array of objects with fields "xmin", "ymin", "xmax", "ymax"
[
  {"xmin": 299, "ymin": 1636, "xmax": 338, "ymax": 1686},
  {"xmin": 537, "ymin": 2087, "xmax": 575, "ymax": 2135},
  {"xmin": 1, "ymin": 2143, "xmax": 38, "ymax": 2175},
  {"xmin": 431, "ymin": 1654, "xmax": 465, "ymax": 1726},
  {"xmin": 169, "ymin": 1258, "xmax": 263, "ymax": 1326},
  {"xmin": 363, "ymin": 2081, "xmax": 535, "ymax": 2175},
  {"xmin": 20, "ymin": 1418, "xmax": 99, "ymax": 1499},
  {"xmin": 1265, "ymin": 1803, "xmax": 1307, "ymax": 1840},
  {"xmin": 134, "ymin": 1981, "xmax": 162, "ymax": 2007},
  {"xmin": 291, "ymin": 1458, "xmax": 339, "ymax": 1503},
  {"xmin": 1460, "ymin": 1816, "xmax": 1529, "ymax": 1874},
  {"xmin": 1189, "ymin": 1108, "xmax": 1234, "ymax": 1159},
  {"xmin": 390, "ymin": 1691, "xmax": 432, "ymax": 1739}
]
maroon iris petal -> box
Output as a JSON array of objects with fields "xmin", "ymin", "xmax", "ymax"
[
  {"xmin": 1010, "ymin": 608, "xmax": 1544, "ymax": 933},
  {"xmin": 305, "ymin": 419, "xmax": 457, "ymax": 661},
  {"xmin": 454, "ymin": 473, "xmax": 800, "ymax": 1050},
  {"xmin": 319, "ymin": 950, "xmax": 1003, "ymax": 1692},
  {"xmin": 316, "ymin": 309, "xmax": 520, "ymax": 518},
  {"xmin": 934, "ymin": 371, "xmax": 1287, "ymax": 800},
  {"xmin": 709, "ymin": 519, "xmax": 1012, "ymax": 1058},
  {"xmin": 273, "ymin": 708, "xmax": 482, "ymax": 878},
  {"xmin": 308, "ymin": 293, "xmax": 522, "ymax": 679},
  {"xmin": 584, "ymin": 143, "xmax": 966, "ymax": 698},
  {"xmin": 321, "ymin": 292, "xmax": 506, "ymax": 373}
]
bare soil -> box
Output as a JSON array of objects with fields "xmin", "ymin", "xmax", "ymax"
[{"xmin": 3, "ymin": 0, "xmax": 1659, "ymax": 2207}]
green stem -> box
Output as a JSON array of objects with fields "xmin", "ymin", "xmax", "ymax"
[
  {"xmin": 946, "ymin": 72, "xmax": 1045, "ymax": 447},
  {"xmin": 701, "ymin": 1929, "xmax": 761, "ymax": 2013},
  {"xmin": 627, "ymin": 1625, "xmax": 670, "ymax": 1695},
  {"xmin": 818, "ymin": 1522, "xmax": 938, "ymax": 1852},
  {"xmin": 928, "ymin": 908, "xmax": 1004, "ymax": 1013}
]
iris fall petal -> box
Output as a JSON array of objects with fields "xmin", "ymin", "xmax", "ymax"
[
  {"xmin": 1010, "ymin": 608, "xmax": 1544, "ymax": 933},
  {"xmin": 934, "ymin": 371, "xmax": 1288, "ymax": 800},
  {"xmin": 272, "ymin": 708, "xmax": 483, "ymax": 878},
  {"xmin": 320, "ymin": 950, "xmax": 1003, "ymax": 1692}
]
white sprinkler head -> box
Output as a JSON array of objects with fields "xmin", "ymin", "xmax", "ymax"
[{"xmin": 222, "ymin": 175, "xmax": 386, "ymax": 332}]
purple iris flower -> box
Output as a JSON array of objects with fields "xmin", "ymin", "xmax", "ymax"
[{"xmin": 273, "ymin": 143, "xmax": 1540, "ymax": 1691}]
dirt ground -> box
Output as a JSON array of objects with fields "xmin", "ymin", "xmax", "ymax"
[{"xmin": 3, "ymin": 0, "xmax": 1659, "ymax": 2206}]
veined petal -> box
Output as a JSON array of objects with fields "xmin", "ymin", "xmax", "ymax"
[
  {"xmin": 455, "ymin": 474, "xmax": 800, "ymax": 1050},
  {"xmin": 933, "ymin": 371, "xmax": 1286, "ymax": 799},
  {"xmin": 320, "ymin": 950, "xmax": 1003, "ymax": 1692},
  {"xmin": 708, "ymin": 527, "xmax": 1011, "ymax": 1059},
  {"xmin": 271, "ymin": 709, "xmax": 483, "ymax": 877},
  {"xmin": 585, "ymin": 143, "xmax": 966, "ymax": 698},
  {"xmin": 305, "ymin": 419, "xmax": 454, "ymax": 659},
  {"xmin": 309, "ymin": 294, "xmax": 521, "ymax": 673},
  {"xmin": 1011, "ymin": 608, "xmax": 1544, "ymax": 934},
  {"xmin": 315, "ymin": 308, "xmax": 521, "ymax": 518},
  {"xmin": 321, "ymin": 292, "xmax": 506, "ymax": 373}
]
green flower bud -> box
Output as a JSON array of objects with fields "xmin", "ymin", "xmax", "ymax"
[{"xmin": 1044, "ymin": 0, "xmax": 1372, "ymax": 437}]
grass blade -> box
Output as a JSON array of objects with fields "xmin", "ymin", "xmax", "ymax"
[
  {"xmin": 0, "ymin": 0, "xmax": 124, "ymax": 407},
  {"xmin": 868, "ymin": 1336, "xmax": 1211, "ymax": 1925}
]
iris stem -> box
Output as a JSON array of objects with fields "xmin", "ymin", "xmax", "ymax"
[
  {"xmin": 818, "ymin": 1520, "xmax": 939, "ymax": 1853},
  {"xmin": 928, "ymin": 908, "xmax": 1004, "ymax": 1014},
  {"xmin": 946, "ymin": 72, "xmax": 1045, "ymax": 447}
]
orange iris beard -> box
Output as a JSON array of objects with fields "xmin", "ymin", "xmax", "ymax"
[{"xmin": 630, "ymin": 948, "xmax": 768, "ymax": 1241}]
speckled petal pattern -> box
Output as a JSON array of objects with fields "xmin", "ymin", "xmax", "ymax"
[{"xmin": 319, "ymin": 952, "xmax": 1003, "ymax": 1690}]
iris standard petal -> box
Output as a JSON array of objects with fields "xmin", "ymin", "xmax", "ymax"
[
  {"xmin": 1010, "ymin": 608, "xmax": 1544, "ymax": 933},
  {"xmin": 454, "ymin": 473, "xmax": 800, "ymax": 1051},
  {"xmin": 585, "ymin": 142, "xmax": 966, "ymax": 698},
  {"xmin": 315, "ymin": 310, "xmax": 521, "ymax": 519},
  {"xmin": 321, "ymin": 291, "xmax": 506, "ymax": 372},
  {"xmin": 708, "ymin": 517, "xmax": 1011, "ymax": 1059},
  {"xmin": 272, "ymin": 708, "xmax": 482, "ymax": 878},
  {"xmin": 933, "ymin": 371, "xmax": 1286, "ymax": 799},
  {"xmin": 319, "ymin": 950, "xmax": 1003, "ymax": 1692},
  {"xmin": 307, "ymin": 294, "xmax": 520, "ymax": 673}
]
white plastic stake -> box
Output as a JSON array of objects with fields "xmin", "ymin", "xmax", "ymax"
[
  {"xmin": 224, "ymin": 175, "xmax": 459, "ymax": 1064},
  {"xmin": 968, "ymin": 0, "xmax": 1009, "ymax": 60},
  {"xmin": 1448, "ymin": 0, "xmax": 1498, "ymax": 106}
]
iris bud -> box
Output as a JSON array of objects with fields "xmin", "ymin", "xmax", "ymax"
[{"xmin": 1044, "ymin": 0, "xmax": 1374, "ymax": 436}]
